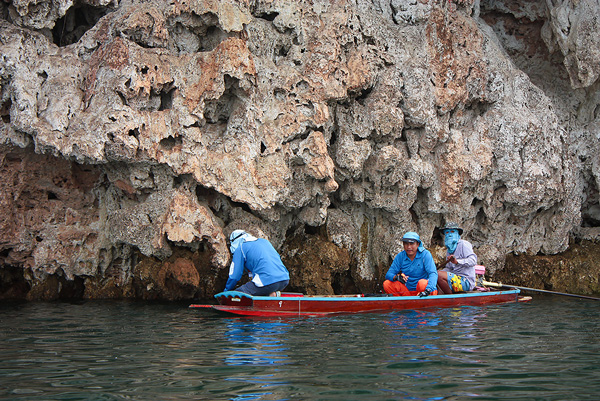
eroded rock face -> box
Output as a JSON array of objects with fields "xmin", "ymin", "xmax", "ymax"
[
  {"xmin": 1, "ymin": 0, "xmax": 599, "ymax": 300},
  {"xmin": 496, "ymin": 240, "xmax": 600, "ymax": 296}
]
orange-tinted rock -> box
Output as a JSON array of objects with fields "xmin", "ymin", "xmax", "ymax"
[{"xmin": 1, "ymin": 1, "xmax": 599, "ymax": 300}]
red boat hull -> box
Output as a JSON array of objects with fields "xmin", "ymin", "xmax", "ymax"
[{"xmin": 189, "ymin": 289, "xmax": 526, "ymax": 317}]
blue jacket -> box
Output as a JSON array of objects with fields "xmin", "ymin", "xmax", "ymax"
[
  {"xmin": 385, "ymin": 249, "xmax": 438, "ymax": 292},
  {"xmin": 225, "ymin": 238, "xmax": 290, "ymax": 291}
]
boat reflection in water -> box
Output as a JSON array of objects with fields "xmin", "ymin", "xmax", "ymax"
[
  {"xmin": 223, "ymin": 319, "xmax": 292, "ymax": 366},
  {"xmin": 220, "ymin": 319, "xmax": 294, "ymax": 399},
  {"xmin": 380, "ymin": 305, "xmax": 494, "ymax": 388}
]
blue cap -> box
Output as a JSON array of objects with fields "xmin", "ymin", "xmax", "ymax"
[{"xmin": 401, "ymin": 232, "xmax": 424, "ymax": 252}]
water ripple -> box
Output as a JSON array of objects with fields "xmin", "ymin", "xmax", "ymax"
[{"xmin": 1, "ymin": 298, "xmax": 600, "ymax": 400}]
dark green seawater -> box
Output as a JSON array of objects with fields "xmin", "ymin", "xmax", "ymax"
[{"xmin": 1, "ymin": 296, "xmax": 599, "ymax": 400}]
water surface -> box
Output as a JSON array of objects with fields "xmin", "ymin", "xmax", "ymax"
[{"xmin": 1, "ymin": 296, "xmax": 599, "ymax": 400}]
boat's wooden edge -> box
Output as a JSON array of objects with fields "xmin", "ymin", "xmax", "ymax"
[
  {"xmin": 212, "ymin": 289, "xmax": 520, "ymax": 299},
  {"xmin": 191, "ymin": 289, "xmax": 524, "ymax": 306},
  {"xmin": 189, "ymin": 289, "xmax": 527, "ymax": 317},
  {"xmin": 267, "ymin": 290, "xmax": 520, "ymax": 300}
]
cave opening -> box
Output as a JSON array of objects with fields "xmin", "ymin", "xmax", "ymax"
[
  {"xmin": 0, "ymin": 265, "xmax": 31, "ymax": 300},
  {"xmin": 0, "ymin": 97, "xmax": 11, "ymax": 124},
  {"xmin": 581, "ymin": 177, "xmax": 600, "ymax": 227},
  {"xmin": 332, "ymin": 269, "xmax": 359, "ymax": 295},
  {"xmin": 52, "ymin": 3, "xmax": 114, "ymax": 47}
]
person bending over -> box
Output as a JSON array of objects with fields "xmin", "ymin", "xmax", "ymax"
[
  {"xmin": 225, "ymin": 230, "xmax": 290, "ymax": 296},
  {"xmin": 383, "ymin": 232, "xmax": 438, "ymax": 297}
]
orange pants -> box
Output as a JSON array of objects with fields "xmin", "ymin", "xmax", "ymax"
[{"xmin": 383, "ymin": 279, "xmax": 438, "ymax": 296}]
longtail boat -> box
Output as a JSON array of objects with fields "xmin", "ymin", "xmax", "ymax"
[{"xmin": 189, "ymin": 289, "xmax": 530, "ymax": 317}]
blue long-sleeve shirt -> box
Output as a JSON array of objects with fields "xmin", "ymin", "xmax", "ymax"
[
  {"xmin": 225, "ymin": 238, "xmax": 290, "ymax": 291},
  {"xmin": 442, "ymin": 239, "xmax": 477, "ymax": 289},
  {"xmin": 385, "ymin": 249, "xmax": 438, "ymax": 292}
]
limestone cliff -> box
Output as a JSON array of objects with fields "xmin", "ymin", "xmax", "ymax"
[{"xmin": 1, "ymin": 0, "xmax": 599, "ymax": 300}]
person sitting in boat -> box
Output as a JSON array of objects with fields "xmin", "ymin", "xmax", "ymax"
[
  {"xmin": 436, "ymin": 222, "xmax": 477, "ymax": 294},
  {"xmin": 383, "ymin": 232, "xmax": 438, "ymax": 297},
  {"xmin": 224, "ymin": 229, "xmax": 290, "ymax": 296}
]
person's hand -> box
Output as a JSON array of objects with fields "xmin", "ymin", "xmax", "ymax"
[
  {"xmin": 394, "ymin": 273, "xmax": 408, "ymax": 284},
  {"xmin": 448, "ymin": 255, "xmax": 458, "ymax": 264},
  {"xmin": 418, "ymin": 289, "xmax": 431, "ymax": 297}
]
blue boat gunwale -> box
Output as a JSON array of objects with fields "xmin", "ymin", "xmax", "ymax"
[{"xmin": 214, "ymin": 289, "xmax": 521, "ymax": 302}]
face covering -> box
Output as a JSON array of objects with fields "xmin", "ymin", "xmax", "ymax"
[
  {"xmin": 230, "ymin": 238, "xmax": 243, "ymax": 254},
  {"xmin": 229, "ymin": 232, "xmax": 258, "ymax": 254},
  {"xmin": 229, "ymin": 230, "xmax": 246, "ymax": 254},
  {"xmin": 444, "ymin": 230, "xmax": 460, "ymax": 254}
]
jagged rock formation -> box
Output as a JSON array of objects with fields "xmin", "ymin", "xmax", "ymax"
[{"xmin": 1, "ymin": 0, "xmax": 599, "ymax": 300}]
